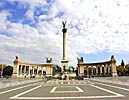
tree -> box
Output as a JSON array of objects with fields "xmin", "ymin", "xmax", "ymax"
[
  {"xmin": 125, "ymin": 64, "xmax": 129, "ymax": 75},
  {"xmin": 121, "ymin": 59, "xmax": 125, "ymax": 67},
  {"xmin": 3, "ymin": 65, "xmax": 13, "ymax": 78},
  {"xmin": 117, "ymin": 65, "xmax": 127, "ymax": 76}
]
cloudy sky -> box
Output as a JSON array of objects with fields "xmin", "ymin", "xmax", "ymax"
[{"xmin": 0, "ymin": 0, "xmax": 129, "ymax": 67}]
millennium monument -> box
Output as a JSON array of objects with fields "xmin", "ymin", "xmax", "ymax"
[
  {"xmin": 61, "ymin": 21, "xmax": 69, "ymax": 71},
  {"xmin": 11, "ymin": 21, "xmax": 117, "ymax": 79},
  {"xmin": 60, "ymin": 21, "xmax": 70, "ymax": 80}
]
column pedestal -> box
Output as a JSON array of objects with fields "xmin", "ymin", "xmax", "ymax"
[
  {"xmin": 61, "ymin": 60, "xmax": 69, "ymax": 72},
  {"xmin": 61, "ymin": 60, "xmax": 69, "ymax": 80}
]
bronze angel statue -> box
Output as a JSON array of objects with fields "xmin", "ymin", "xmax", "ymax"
[{"xmin": 62, "ymin": 21, "xmax": 66, "ymax": 29}]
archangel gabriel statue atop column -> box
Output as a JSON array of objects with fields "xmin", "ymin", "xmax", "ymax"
[{"xmin": 62, "ymin": 21, "xmax": 67, "ymax": 29}]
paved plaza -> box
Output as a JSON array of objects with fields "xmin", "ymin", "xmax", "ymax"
[{"xmin": 0, "ymin": 76, "xmax": 129, "ymax": 100}]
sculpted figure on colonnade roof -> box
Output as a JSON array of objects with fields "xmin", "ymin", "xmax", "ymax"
[{"xmin": 16, "ymin": 56, "xmax": 18, "ymax": 59}]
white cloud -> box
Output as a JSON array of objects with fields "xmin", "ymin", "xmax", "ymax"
[{"xmin": 0, "ymin": 11, "xmax": 11, "ymax": 31}]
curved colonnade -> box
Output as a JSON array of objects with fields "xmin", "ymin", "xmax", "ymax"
[
  {"xmin": 77, "ymin": 56, "xmax": 117, "ymax": 77},
  {"xmin": 12, "ymin": 57, "xmax": 53, "ymax": 78}
]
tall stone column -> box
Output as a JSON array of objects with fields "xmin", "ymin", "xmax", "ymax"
[
  {"xmin": 63, "ymin": 31, "xmax": 66, "ymax": 60},
  {"xmin": 61, "ymin": 21, "xmax": 69, "ymax": 71}
]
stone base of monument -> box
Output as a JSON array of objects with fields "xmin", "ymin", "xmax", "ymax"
[{"xmin": 61, "ymin": 72, "xmax": 69, "ymax": 80}]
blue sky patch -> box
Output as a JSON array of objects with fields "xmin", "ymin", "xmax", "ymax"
[
  {"xmin": 0, "ymin": 31, "xmax": 12, "ymax": 37},
  {"xmin": 1, "ymin": 1, "xmax": 28, "ymax": 23}
]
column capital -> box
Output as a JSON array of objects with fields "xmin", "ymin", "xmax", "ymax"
[{"xmin": 62, "ymin": 28, "xmax": 67, "ymax": 33}]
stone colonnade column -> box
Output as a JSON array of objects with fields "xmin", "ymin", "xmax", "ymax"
[
  {"xmin": 12, "ymin": 57, "xmax": 19, "ymax": 78},
  {"xmin": 24, "ymin": 66, "xmax": 26, "ymax": 76},
  {"xmin": 41, "ymin": 67, "xmax": 43, "ymax": 76},
  {"xmin": 108, "ymin": 64, "xmax": 111, "ymax": 75},
  {"xmin": 91, "ymin": 66, "xmax": 93, "ymax": 75},
  {"xmin": 20, "ymin": 65, "xmax": 22, "ymax": 76},
  {"xmin": 32, "ymin": 66, "xmax": 34, "ymax": 76},
  {"xmin": 96, "ymin": 66, "xmax": 98, "ymax": 76},
  {"xmin": 100, "ymin": 65, "xmax": 102, "ymax": 75},
  {"xmin": 86, "ymin": 67, "xmax": 89, "ymax": 76},
  {"xmin": 37, "ymin": 67, "xmax": 38, "ymax": 76},
  {"xmin": 111, "ymin": 55, "xmax": 117, "ymax": 76},
  {"xmin": 104, "ymin": 65, "xmax": 106, "ymax": 75},
  {"xmin": 28, "ymin": 66, "xmax": 30, "ymax": 77}
]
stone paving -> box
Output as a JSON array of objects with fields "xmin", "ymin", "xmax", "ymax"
[
  {"xmin": 90, "ymin": 76, "xmax": 129, "ymax": 86},
  {"xmin": 9, "ymin": 78, "xmax": 128, "ymax": 100},
  {"xmin": 0, "ymin": 78, "xmax": 42, "ymax": 89},
  {"xmin": 0, "ymin": 76, "xmax": 129, "ymax": 89},
  {"xmin": 0, "ymin": 76, "xmax": 129, "ymax": 100}
]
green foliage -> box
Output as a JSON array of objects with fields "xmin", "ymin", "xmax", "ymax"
[
  {"xmin": 121, "ymin": 59, "xmax": 125, "ymax": 67},
  {"xmin": 117, "ymin": 65, "xmax": 127, "ymax": 75},
  {"xmin": 3, "ymin": 65, "xmax": 13, "ymax": 77}
]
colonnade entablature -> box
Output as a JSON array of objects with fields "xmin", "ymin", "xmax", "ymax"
[
  {"xmin": 77, "ymin": 55, "xmax": 117, "ymax": 77},
  {"xmin": 13, "ymin": 56, "xmax": 54, "ymax": 78}
]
